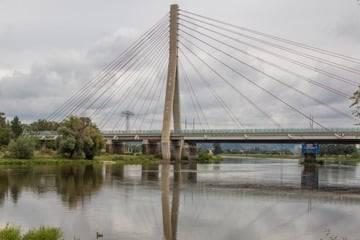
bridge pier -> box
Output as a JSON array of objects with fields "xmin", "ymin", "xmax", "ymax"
[
  {"xmin": 142, "ymin": 140, "xmax": 160, "ymax": 155},
  {"xmin": 40, "ymin": 140, "xmax": 46, "ymax": 150},
  {"xmin": 302, "ymin": 143, "xmax": 319, "ymax": 163},
  {"xmin": 105, "ymin": 139, "xmax": 113, "ymax": 153},
  {"xmin": 172, "ymin": 139, "xmax": 183, "ymax": 161},
  {"xmin": 112, "ymin": 140, "xmax": 125, "ymax": 155},
  {"xmin": 183, "ymin": 142, "xmax": 197, "ymax": 160}
]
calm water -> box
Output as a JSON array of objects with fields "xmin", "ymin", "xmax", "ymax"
[{"xmin": 1, "ymin": 158, "xmax": 360, "ymax": 240}]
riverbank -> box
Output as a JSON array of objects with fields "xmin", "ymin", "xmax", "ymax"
[
  {"xmin": 2, "ymin": 152, "xmax": 359, "ymax": 165},
  {"xmin": 220, "ymin": 153, "xmax": 360, "ymax": 163},
  {"xmin": 0, "ymin": 152, "xmax": 162, "ymax": 165}
]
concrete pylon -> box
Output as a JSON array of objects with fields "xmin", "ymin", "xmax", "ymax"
[{"xmin": 161, "ymin": 4, "xmax": 182, "ymax": 162}]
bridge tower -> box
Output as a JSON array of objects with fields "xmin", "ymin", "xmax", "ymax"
[{"xmin": 161, "ymin": 4, "xmax": 182, "ymax": 162}]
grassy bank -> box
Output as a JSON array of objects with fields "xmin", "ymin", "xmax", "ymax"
[
  {"xmin": 221, "ymin": 153, "xmax": 360, "ymax": 163},
  {"xmin": 220, "ymin": 153, "xmax": 299, "ymax": 159},
  {"xmin": 0, "ymin": 150, "xmax": 161, "ymax": 165}
]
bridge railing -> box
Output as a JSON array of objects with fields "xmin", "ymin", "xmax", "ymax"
[
  {"xmin": 23, "ymin": 131, "xmax": 58, "ymax": 136},
  {"xmin": 23, "ymin": 128, "xmax": 360, "ymax": 137},
  {"xmin": 101, "ymin": 128, "xmax": 360, "ymax": 136}
]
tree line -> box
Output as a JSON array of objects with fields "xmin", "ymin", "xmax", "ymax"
[{"xmin": 0, "ymin": 113, "xmax": 104, "ymax": 160}]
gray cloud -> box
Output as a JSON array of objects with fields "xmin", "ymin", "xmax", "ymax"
[{"xmin": 0, "ymin": 0, "xmax": 359, "ymax": 129}]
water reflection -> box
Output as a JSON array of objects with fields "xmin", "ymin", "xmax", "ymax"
[
  {"xmin": 56, "ymin": 164, "xmax": 103, "ymax": 208},
  {"xmin": 160, "ymin": 163, "xmax": 181, "ymax": 240},
  {"xmin": 301, "ymin": 164, "xmax": 319, "ymax": 189},
  {"xmin": 1, "ymin": 160, "xmax": 360, "ymax": 239},
  {"xmin": 0, "ymin": 164, "xmax": 103, "ymax": 208}
]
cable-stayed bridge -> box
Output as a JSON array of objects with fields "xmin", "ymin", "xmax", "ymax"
[{"xmin": 46, "ymin": 5, "xmax": 360, "ymax": 161}]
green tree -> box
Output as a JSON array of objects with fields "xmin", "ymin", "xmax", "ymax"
[
  {"xmin": 0, "ymin": 112, "xmax": 10, "ymax": 147},
  {"xmin": 8, "ymin": 137, "xmax": 35, "ymax": 159},
  {"xmin": 10, "ymin": 116, "xmax": 23, "ymax": 139},
  {"xmin": 57, "ymin": 116, "xmax": 104, "ymax": 159},
  {"xmin": 29, "ymin": 119, "xmax": 60, "ymax": 131},
  {"xmin": 0, "ymin": 112, "xmax": 6, "ymax": 127},
  {"xmin": 0, "ymin": 127, "xmax": 10, "ymax": 146},
  {"xmin": 213, "ymin": 143, "xmax": 223, "ymax": 155}
]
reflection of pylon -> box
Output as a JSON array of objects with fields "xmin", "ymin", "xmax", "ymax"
[{"xmin": 121, "ymin": 110, "xmax": 134, "ymax": 131}]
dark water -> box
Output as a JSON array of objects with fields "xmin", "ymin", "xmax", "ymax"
[{"xmin": 1, "ymin": 158, "xmax": 360, "ymax": 240}]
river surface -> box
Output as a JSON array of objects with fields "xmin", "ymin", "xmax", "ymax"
[{"xmin": 1, "ymin": 158, "xmax": 360, "ymax": 240}]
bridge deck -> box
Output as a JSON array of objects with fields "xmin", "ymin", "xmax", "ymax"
[{"xmin": 26, "ymin": 128, "xmax": 360, "ymax": 144}]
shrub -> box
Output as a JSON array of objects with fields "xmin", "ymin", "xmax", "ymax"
[
  {"xmin": 8, "ymin": 137, "xmax": 35, "ymax": 159},
  {"xmin": 0, "ymin": 223, "xmax": 21, "ymax": 240},
  {"xmin": 0, "ymin": 224, "xmax": 63, "ymax": 240},
  {"xmin": 22, "ymin": 226, "xmax": 62, "ymax": 240},
  {"xmin": 112, "ymin": 154, "xmax": 124, "ymax": 160}
]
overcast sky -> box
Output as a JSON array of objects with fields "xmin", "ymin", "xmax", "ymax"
[{"xmin": 1, "ymin": 0, "xmax": 360, "ymax": 129}]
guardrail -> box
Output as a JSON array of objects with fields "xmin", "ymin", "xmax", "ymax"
[{"xmin": 24, "ymin": 128, "xmax": 360, "ymax": 137}]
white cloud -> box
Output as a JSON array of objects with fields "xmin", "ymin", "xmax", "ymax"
[{"xmin": 0, "ymin": 0, "xmax": 359, "ymax": 129}]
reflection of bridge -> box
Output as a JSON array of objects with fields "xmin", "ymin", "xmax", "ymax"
[
  {"xmin": 100, "ymin": 162, "xmax": 360, "ymax": 205},
  {"xmin": 47, "ymin": 4, "xmax": 360, "ymax": 161}
]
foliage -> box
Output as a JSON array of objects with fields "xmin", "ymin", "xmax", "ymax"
[
  {"xmin": 112, "ymin": 154, "xmax": 125, "ymax": 160},
  {"xmin": 22, "ymin": 226, "xmax": 62, "ymax": 240},
  {"xmin": 0, "ymin": 112, "xmax": 6, "ymax": 127},
  {"xmin": 8, "ymin": 137, "xmax": 35, "ymax": 159},
  {"xmin": 320, "ymin": 228, "xmax": 347, "ymax": 240},
  {"xmin": 197, "ymin": 149, "xmax": 222, "ymax": 163},
  {"xmin": 198, "ymin": 150, "xmax": 212, "ymax": 162},
  {"xmin": 57, "ymin": 116, "xmax": 104, "ymax": 159},
  {"xmin": 319, "ymin": 144, "xmax": 357, "ymax": 156},
  {"xmin": 0, "ymin": 126, "xmax": 11, "ymax": 146},
  {"xmin": 0, "ymin": 223, "xmax": 21, "ymax": 240},
  {"xmin": 0, "ymin": 112, "xmax": 10, "ymax": 147},
  {"xmin": 28, "ymin": 119, "xmax": 60, "ymax": 132},
  {"xmin": 0, "ymin": 224, "xmax": 62, "ymax": 240},
  {"xmin": 212, "ymin": 143, "xmax": 223, "ymax": 155},
  {"xmin": 10, "ymin": 116, "xmax": 23, "ymax": 139}
]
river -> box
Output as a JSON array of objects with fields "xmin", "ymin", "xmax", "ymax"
[{"xmin": 0, "ymin": 158, "xmax": 360, "ymax": 240}]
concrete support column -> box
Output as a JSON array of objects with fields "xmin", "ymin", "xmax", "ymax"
[
  {"xmin": 182, "ymin": 142, "xmax": 190, "ymax": 159},
  {"xmin": 142, "ymin": 140, "xmax": 160, "ymax": 155},
  {"xmin": 172, "ymin": 139, "xmax": 183, "ymax": 162},
  {"xmin": 142, "ymin": 140, "xmax": 149, "ymax": 155},
  {"xmin": 112, "ymin": 141, "xmax": 125, "ymax": 154},
  {"xmin": 149, "ymin": 142, "xmax": 160, "ymax": 155},
  {"xmin": 302, "ymin": 143, "xmax": 319, "ymax": 163},
  {"xmin": 189, "ymin": 142, "xmax": 197, "ymax": 159},
  {"xmin": 304, "ymin": 153, "xmax": 316, "ymax": 162},
  {"xmin": 40, "ymin": 140, "xmax": 46, "ymax": 150},
  {"xmin": 106, "ymin": 139, "xmax": 113, "ymax": 154}
]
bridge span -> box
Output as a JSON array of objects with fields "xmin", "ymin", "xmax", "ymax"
[
  {"xmin": 28, "ymin": 128, "xmax": 360, "ymax": 144},
  {"xmin": 27, "ymin": 128, "xmax": 360, "ymax": 160},
  {"xmin": 102, "ymin": 128, "xmax": 360, "ymax": 144}
]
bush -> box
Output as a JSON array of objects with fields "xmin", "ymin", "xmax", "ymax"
[
  {"xmin": 8, "ymin": 137, "xmax": 35, "ymax": 159},
  {"xmin": 0, "ymin": 223, "xmax": 21, "ymax": 240},
  {"xmin": 22, "ymin": 226, "xmax": 62, "ymax": 240},
  {"xmin": 0, "ymin": 224, "xmax": 62, "ymax": 240},
  {"xmin": 112, "ymin": 154, "xmax": 124, "ymax": 160}
]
